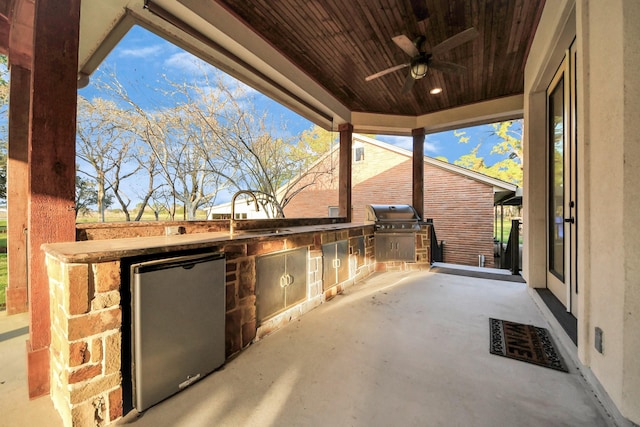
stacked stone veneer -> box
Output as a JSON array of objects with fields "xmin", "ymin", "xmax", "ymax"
[
  {"xmin": 45, "ymin": 227, "xmax": 376, "ymax": 427},
  {"xmin": 47, "ymin": 257, "xmax": 123, "ymax": 426},
  {"xmin": 375, "ymin": 224, "xmax": 432, "ymax": 272}
]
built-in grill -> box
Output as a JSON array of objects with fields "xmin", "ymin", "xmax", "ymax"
[
  {"xmin": 365, "ymin": 204, "xmax": 421, "ymax": 232},
  {"xmin": 366, "ymin": 204, "xmax": 421, "ymax": 262}
]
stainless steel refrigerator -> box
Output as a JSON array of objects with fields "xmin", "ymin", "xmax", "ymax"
[{"xmin": 131, "ymin": 252, "xmax": 226, "ymax": 411}]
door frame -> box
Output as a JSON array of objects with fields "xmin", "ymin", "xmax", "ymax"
[{"xmin": 546, "ymin": 43, "xmax": 578, "ymax": 315}]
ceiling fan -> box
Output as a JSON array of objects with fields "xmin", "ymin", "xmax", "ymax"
[{"xmin": 365, "ymin": 27, "xmax": 479, "ymax": 93}]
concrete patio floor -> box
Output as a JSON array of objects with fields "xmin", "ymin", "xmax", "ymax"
[
  {"xmin": 1, "ymin": 270, "xmax": 616, "ymax": 426},
  {"xmin": 0, "ymin": 311, "xmax": 63, "ymax": 427}
]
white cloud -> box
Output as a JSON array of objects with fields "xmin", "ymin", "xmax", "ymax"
[
  {"xmin": 164, "ymin": 53, "xmax": 258, "ymax": 98},
  {"xmin": 218, "ymin": 73, "xmax": 258, "ymax": 97},
  {"xmin": 376, "ymin": 134, "xmax": 439, "ymax": 154},
  {"xmin": 118, "ymin": 45, "xmax": 163, "ymax": 58},
  {"xmin": 424, "ymin": 139, "xmax": 439, "ymax": 154},
  {"xmin": 164, "ymin": 52, "xmax": 206, "ymax": 74}
]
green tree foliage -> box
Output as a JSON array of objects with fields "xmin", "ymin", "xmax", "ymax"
[
  {"xmin": 294, "ymin": 126, "xmax": 332, "ymax": 156},
  {"xmin": 75, "ymin": 174, "xmax": 113, "ymax": 217},
  {"xmin": 453, "ymin": 120, "xmax": 523, "ymax": 186},
  {"xmin": 0, "ymin": 55, "xmax": 8, "ymax": 101},
  {"xmin": 287, "ymin": 125, "xmax": 334, "ymax": 171}
]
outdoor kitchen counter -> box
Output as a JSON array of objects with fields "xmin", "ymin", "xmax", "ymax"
[
  {"xmin": 41, "ymin": 221, "xmax": 422, "ymax": 426},
  {"xmin": 41, "ymin": 223, "xmax": 372, "ymax": 263}
]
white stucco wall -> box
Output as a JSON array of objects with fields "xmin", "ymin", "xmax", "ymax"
[
  {"xmin": 584, "ymin": 0, "xmax": 640, "ymax": 421},
  {"xmin": 619, "ymin": 0, "xmax": 640, "ymax": 420},
  {"xmin": 525, "ymin": 0, "xmax": 640, "ymax": 423},
  {"xmin": 586, "ymin": 0, "xmax": 626, "ymax": 410}
]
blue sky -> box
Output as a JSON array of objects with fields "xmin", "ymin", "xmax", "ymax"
[{"xmin": 79, "ymin": 25, "xmax": 509, "ymax": 166}]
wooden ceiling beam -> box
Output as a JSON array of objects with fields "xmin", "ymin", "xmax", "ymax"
[
  {"xmin": 0, "ymin": 14, "xmax": 9, "ymax": 55},
  {"xmin": 7, "ymin": 0, "xmax": 34, "ymax": 69}
]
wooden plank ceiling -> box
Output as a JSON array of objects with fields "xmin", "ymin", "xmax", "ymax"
[{"xmin": 215, "ymin": 0, "xmax": 545, "ymax": 117}]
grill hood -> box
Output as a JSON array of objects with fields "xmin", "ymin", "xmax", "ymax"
[{"xmin": 365, "ymin": 204, "xmax": 421, "ymax": 223}]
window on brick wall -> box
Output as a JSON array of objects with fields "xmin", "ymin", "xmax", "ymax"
[
  {"xmin": 328, "ymin": 206, "xmax": 339, "ymax": 217},
  {"xmin": 353, "ymin": 142, "xmax": 365, "ymax": 162}
]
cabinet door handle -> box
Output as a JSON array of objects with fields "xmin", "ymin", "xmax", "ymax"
[
  {"xmin": 333, "ymin": 259, "xmax": 341, "ymax": 268},
  {"xmin": 281, "ymin": 274, "xmax": 293, "ymax": 287}
]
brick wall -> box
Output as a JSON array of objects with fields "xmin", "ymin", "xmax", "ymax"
[
  {"xmin": 425, "ymin": 165, "xmax": 496, "ymax": 268},
  {"xmin": 285, "ymin": 143, "xmax": 413, "ymax": 219},
  {"xmin": 284, "ymin": 141, "xmax": 498, "ymax": 267}
]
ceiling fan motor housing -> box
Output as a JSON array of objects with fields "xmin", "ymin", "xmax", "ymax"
[{"xmin": 413, "ymin": 35, "xmax": 427, "ymax": 51}]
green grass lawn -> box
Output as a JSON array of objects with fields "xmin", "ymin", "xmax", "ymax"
[
  {"xmin": 0, "ymin": 212, "xmax": 208, "ymax": 309},
  {"xmin": 0, "ymin": 253, "xmax": 7, "ymax": 309},
  {"xmin": 495, "ymin": 219, "xmax": 523, "ymax": 244},
  {"xmin": 75, "ymin": 208, "xmax": 209, "ymax": 223}
]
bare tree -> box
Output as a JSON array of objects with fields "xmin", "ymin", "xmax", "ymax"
[
  {"xmin": 98, "ymin": 69, "xmax": 228, "ymax": 220},
  {"xmin": 141, "ymin": 106, "xmax": 225, "ymax": 219},
  {"xmin": 78, "ymin": 64, "xmax": 334, "ymax": 221},
  {"xmin": 129, "ymin": 143, "xmax": 163, "ymax": 221},
  {"xmin": 76, "ymin": 96, "xmax": 136, "ymax": 221},
  {"xmin": 177, "ymin": 75, "xmax": 335, "ymax": 217}
]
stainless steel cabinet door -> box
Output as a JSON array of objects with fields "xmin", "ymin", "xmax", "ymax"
[
  {"xmin": 283, "ymin": 247, "xmax": 307, "ymax": 307},
  {"xmin": 256, "ymin": 252, "xmax": 286, "ymax": 322},
  {"xmin": 322, "ymin": 240, "xmax": 349, "ymax": 290},
  {"xmin": 256, "ymin": 247, "xmax": 308, "ymax": 323},
  {"xmin": 375, "ymin": 233, "xmax": 416, "ymax": 262}
]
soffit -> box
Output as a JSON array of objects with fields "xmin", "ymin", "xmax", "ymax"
[{"xmin": 44, "ymin": 1, "xmax": 544, "ymax": 133}]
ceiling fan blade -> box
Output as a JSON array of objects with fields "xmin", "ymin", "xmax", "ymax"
[
  {"xmin": 428, "ymin": 60, "xmax": 467, "ymax": 74},
  {"xmin": 365, "ymin": 63, "xmax": 410, "ymax": 81},
  {"xmin": 431, "ymin": 27, "xmax": 479, "ymax": 56},
  {"xmin": 410, "ymin": 0, "xmax": 429, "ymax": 21},
  {"xmin": 402, "ymin": 72, "xmax": 416, "ymax": 94},
  {"xmin": 392, "ymin": 35, "xmax": 419, "ymax": 57}
]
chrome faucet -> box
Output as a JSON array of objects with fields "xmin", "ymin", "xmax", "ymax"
[{"xmin": 230, "ymin": 190, "xmax": 260, "ymax": 235}]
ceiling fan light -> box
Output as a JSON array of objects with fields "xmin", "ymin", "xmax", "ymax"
[
  {"xmin": 430, "ymin": 87, "xmax": 443, "ymax": 94},
  {"xmin": 410, "ymin": 58, "xmax": 429, "ymax": 79}
]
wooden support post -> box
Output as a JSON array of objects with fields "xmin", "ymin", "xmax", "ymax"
[
  {"xmin": 412, "ymin": 127, "xmax": 425, "ymax": 220},
  {"xmin": 26, "ymin": 0, "xmax": 80, "ymax": 398},
  {"xmin": 338, "ymin": 123, "xmax": 353, "ymax": 222},
  {"xmin": 6, "ymin": 64, "xmax": 30, "ymax": 315}
]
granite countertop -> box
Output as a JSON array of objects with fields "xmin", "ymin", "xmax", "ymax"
[{"xmin": 42, "ymin": 223, "xmax": 370, "ymax": 263}]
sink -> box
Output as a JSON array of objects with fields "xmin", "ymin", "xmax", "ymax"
[{"xmin": 235, "ymin": 228, "xmax": 292, "ymax": 235}]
